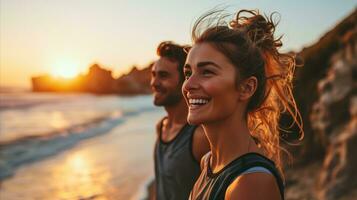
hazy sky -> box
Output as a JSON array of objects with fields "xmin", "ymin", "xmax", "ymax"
[{"xmin": 1, "ymin": 0, "xmax": 356, "ymax": 88}]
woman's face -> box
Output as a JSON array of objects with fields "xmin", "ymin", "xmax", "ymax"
[{"xmin": 182, "ymin": 43, "xmax": 241, "ymax": 125}]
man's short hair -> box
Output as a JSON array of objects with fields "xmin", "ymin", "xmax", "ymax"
[{"xmin": 156, "ymin": 41, "xmax": 189, "ymax": 82}]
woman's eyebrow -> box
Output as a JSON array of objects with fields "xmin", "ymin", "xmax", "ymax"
[{"xmin": 197, "ymin": 61, "xmax": 221, "ymax": 69}]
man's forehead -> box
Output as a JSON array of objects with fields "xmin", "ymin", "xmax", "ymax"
[{"xmin": 152, "ymin": 57, "xmax": 178, "ymax": 71}]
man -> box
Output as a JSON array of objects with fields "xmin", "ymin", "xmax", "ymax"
[{"xmin": 151, "ymin": 41, "xmax": 210, "ymax": 200}]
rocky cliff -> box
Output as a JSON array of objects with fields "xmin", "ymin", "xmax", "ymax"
[
  {"xmin": 31, "ymin": 63, "xmax": 153, "ymax": 95},
  {"xmin": 285, "ymin": 9, "xmax": 356, "ymax": 200},
  {"xmin": 114, "ymin": 64, "xmax": 153, "ymax": 95}
]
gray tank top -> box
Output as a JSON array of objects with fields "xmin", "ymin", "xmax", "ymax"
[
  {"xmin": 154, "ymin": 120, "xmax": 200, "ymax": 200},
  {"xmin": 189, "ymin": 152, "xmax": 285, "ymax": 200}
]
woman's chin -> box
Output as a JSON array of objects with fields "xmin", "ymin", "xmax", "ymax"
[{"xmin": 187, "ymin": 115, "xmax": 204, "ymax": 125}]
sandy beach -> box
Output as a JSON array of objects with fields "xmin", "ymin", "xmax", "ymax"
[{"xmin": 0, "ymin": 105, "xmax": 164, "ymax": 200}]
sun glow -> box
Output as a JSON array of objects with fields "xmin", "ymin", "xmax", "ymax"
[{"xmin": 51, "ymin": 61, "xmax": 81, "ymax": 78}]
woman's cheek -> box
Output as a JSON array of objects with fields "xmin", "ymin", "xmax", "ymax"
[
  {"xmin": 201, "ymin": 78, "xmax": 224, "ymax": 93},
  {"xmin": 203, "ymin": 78, "xmax": 235, "ymax": 96}
]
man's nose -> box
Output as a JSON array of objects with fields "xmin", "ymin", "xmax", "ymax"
[{"xmin": 150, "ymin": 76, "xmax": 159, "ymax": 87}]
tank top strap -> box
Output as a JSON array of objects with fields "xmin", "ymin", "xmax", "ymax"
[
  {"xmin": 240, "ymin": 166, "xmax": 273, "ymax": 175},
  {"xmin": 157, "ymin": 117, "xmax": 167, "ymax": 137},
  {"xmin": 213, "ymin": 153, "xmax": 285, "ymax": 200}
]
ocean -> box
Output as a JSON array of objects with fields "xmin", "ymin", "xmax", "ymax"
[{"xmin": 0, "ymin": 92, "xmax": 164, "ymax": 200}]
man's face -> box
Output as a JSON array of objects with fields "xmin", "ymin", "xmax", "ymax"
[{"xmin": 150, "ymin": 57, "xmax": 182, "ymax": 106}]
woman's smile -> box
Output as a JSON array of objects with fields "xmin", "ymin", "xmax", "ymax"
[{"xmin": 182, "ymin": 43, "xmax": 240, "ymax": 125}]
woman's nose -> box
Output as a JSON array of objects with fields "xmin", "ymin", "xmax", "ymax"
[{"xmin": 182, "ymin": 74, "xmax": 199, "ymax": 92}]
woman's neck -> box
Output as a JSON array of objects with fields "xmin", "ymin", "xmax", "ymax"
[{"xmin": 202, "ymin": 112, "xmax": 259, "ymax": 174}]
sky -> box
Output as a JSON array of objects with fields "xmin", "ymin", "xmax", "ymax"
[{"xmin": 1, "ymin": 0, "xmax": 356, "ymax": 88}]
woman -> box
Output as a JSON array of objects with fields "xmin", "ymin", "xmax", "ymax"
[{"xmin": 182, "ymin": 10, "xmax": 303, "ymax": 200}]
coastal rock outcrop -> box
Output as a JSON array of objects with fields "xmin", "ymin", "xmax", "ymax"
[
  {"xmin": 285, "ymin": 9, "xmax": 357, "ymax": 200},
  {"xmin": 32, "ymin": 63, "xmax": 153, "ymax": 95},
  {"xmin": 312, "ymin": 27, "xmax": 357, "ymax": 200}
]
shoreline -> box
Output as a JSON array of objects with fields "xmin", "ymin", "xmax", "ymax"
[
  {"xmin": 131, "ymin": 176, "xmax": 155, "ymax": 200},
  {"xmin": 0, "ymin": 107, "xmax": 164, "ymax": 199}
]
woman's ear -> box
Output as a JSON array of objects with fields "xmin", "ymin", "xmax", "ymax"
[{"xmin": 238, "ymin": 76, "xmax": 258, "ymax": 101}]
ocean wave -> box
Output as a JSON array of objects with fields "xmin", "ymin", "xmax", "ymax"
[
  {"xmin": 0, "ymin": 94, "xmax": 158, "ymax": 181},
  {"xmin": 0, "ymin": 115, "xmax": 123, "ymax": 180},
  {"xmin": 0, "ymin": 92, "xmax": 93, "ymax": 111}
]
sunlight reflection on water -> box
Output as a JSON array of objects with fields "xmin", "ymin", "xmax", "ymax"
[
  {"xmin": 50, "ymin": 111, "xmax": 69, "ymax": 129},
  {"xmin": 45, "ymin": 151, "xmax": 112, "ymax": 199}
]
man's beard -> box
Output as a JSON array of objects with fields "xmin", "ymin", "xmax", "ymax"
[{"xmin": 154, "ymin": 90, "xmax": 182, "ymax": 107}]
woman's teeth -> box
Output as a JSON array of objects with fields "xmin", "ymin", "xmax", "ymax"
[{"xmin": 189, "ymin": 98, "xmax": 209, "ymax": 105}]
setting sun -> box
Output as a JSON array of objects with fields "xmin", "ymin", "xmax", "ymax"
[{"xmin": 51, "ymin": 61, "xmax": 81, "ymax": 78}]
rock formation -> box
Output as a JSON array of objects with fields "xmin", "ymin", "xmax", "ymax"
[
  {"xmin": 285, "ymin": 9, "xmax": 357, "ymax": 200},
  {"xmin": 312, "ymin": 24, "xmax": 357, "ymax": 200},
  {"xmin": 31, "ymin": 63, "xmax": 153, "ymax": 95}
]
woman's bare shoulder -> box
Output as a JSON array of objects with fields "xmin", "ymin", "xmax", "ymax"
[{"xmin": 225, "ymin": 172, "xmax": 281, "ymax": 200}]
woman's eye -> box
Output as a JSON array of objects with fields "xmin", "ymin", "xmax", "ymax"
[
  {"xmin": 184, "ymin": 70, "xmax": 192, "ymax": 80},
  {"xmin": 202, "ymin": 70, "xmax": 214, "ymax": 76}
]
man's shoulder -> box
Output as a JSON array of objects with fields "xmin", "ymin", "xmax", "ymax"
[{"xmin": 155, "ymin": 117, "xmax": 167, "ymax": 135}]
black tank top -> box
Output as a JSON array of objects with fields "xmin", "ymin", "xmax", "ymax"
[
  {"xmin": 154, "ymin": 120, "xmax": 200, "ymax": 200},
  {"xmin": 189, "ymin": 152, "xmax": 285, "ymax": 200}
]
